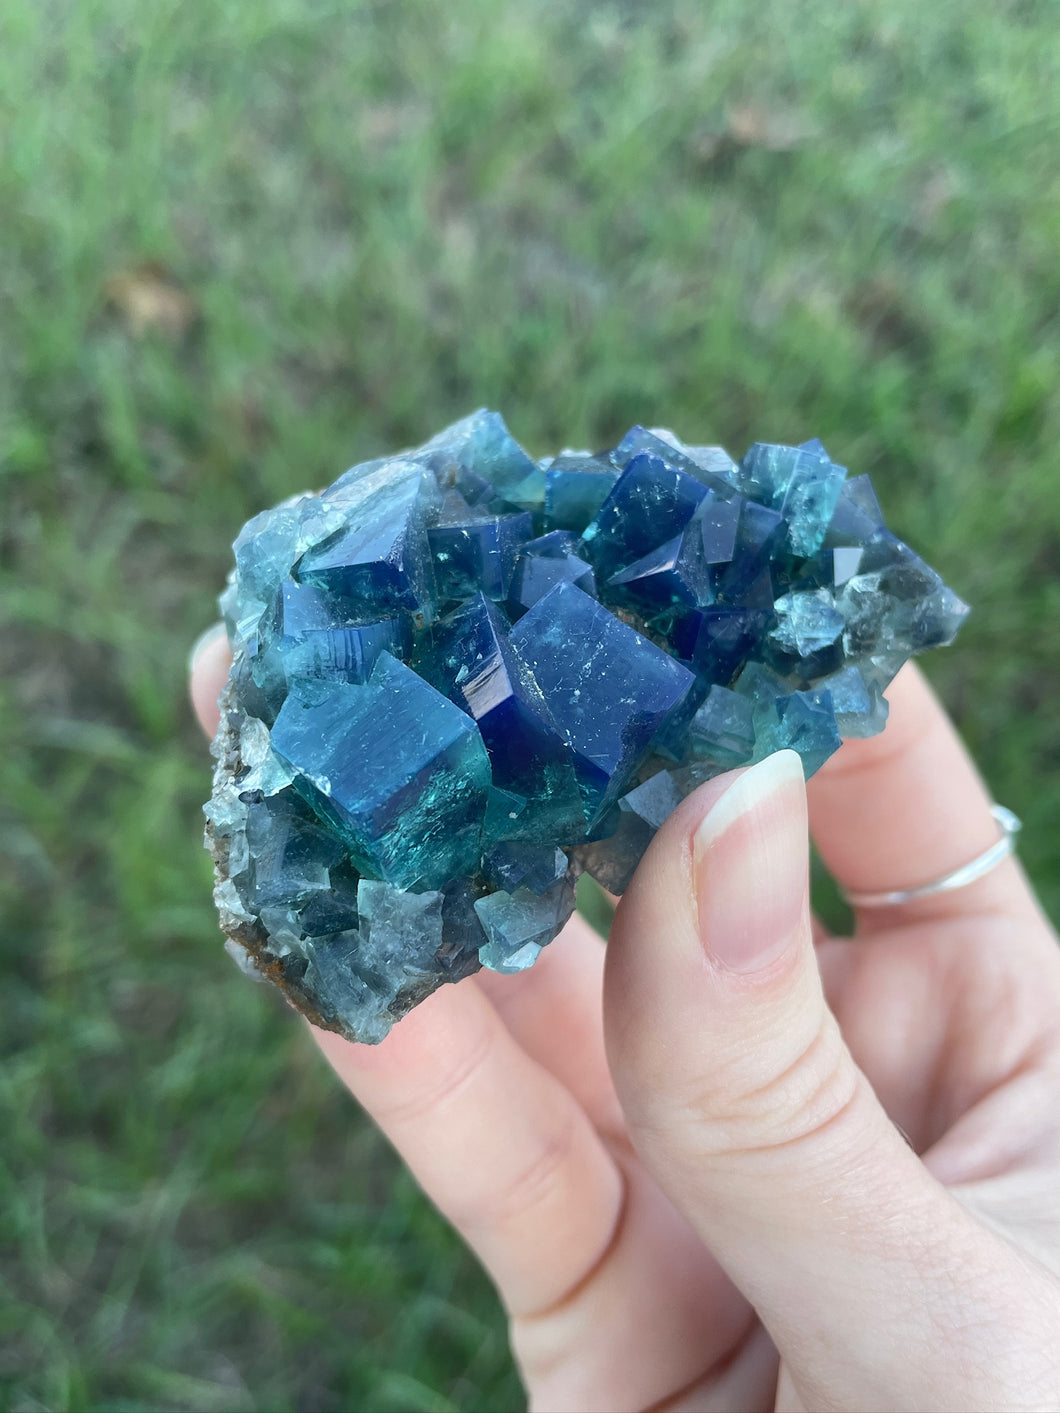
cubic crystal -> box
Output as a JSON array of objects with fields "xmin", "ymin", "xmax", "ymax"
[
  {"xmin": 206, "ymin": 409, "xmax": 968, "ymax": 1042},
  {"xmin": 508, "ymin": 581, "xmax": 696, "ymax": 825},
  {"xmin": 270, "ymin": 655, "xmax": 491, "ymax": 891}
]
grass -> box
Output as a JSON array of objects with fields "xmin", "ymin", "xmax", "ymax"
[{"xmin": 1, "ymin": 0, "xmax": 1059, "ymax": 1407}]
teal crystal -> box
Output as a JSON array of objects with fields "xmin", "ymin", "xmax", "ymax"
[
  {"xmin": 206, "ymin": 411, "xmax": 968, "ymax": 1042},
  {"xmin": 689, "ymin": 686, "xmax": 756, "ymax": 767},
  {"xmin": 270, "ymin": 657, "xmax": 491, "ymax": 891},
  {"xmin": 543, "ymin": 454, "xmax": 620, "ymax": 532},
  {"xmin": 475, "ymin": 874, "xmax": 577, "ymax": 974}
]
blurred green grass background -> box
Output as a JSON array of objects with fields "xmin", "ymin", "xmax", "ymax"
[{"xmin": 2, "ymin": 1, "xmax": 1059, "ymax": 1408}]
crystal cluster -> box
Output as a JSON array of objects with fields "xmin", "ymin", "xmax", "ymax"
[{"xmin": 205, "ymin": 411, "xmax": 967, "ymax": 1042}]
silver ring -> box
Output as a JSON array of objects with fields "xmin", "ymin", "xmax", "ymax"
[{"xmin": 841, "ymin": 804, "xmax": 1022, "ymax": 908}]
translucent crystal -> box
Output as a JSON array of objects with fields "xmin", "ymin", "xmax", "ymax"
[
  {"xmin": 427, "ymin": 593, "xmax": 585, "ymax": 844},
  {"xmin": 475, "ymin": 874, "xmax": 576, "ymax": 974},
  {"xmin": 506, "ymin": 530, "xmax": 597, "ymax": 618},
  {"xmin": 544, "ymin": 455, "xmax": 620, "ymax": 533},
  {"xmin": 205, "ymin": 410, "xmax": 968, "ymax": 1042},
  {"xmin": 508, "ymin": 581, "xmax": 696, "ymax": 825},
  {"xmin": 428, "ymin": 511, "xmax": 534, "ymax": 605},
  {"xmin": 570, "ymin": 770, "xmax": 685, "ymax": 893},
  {"xmin": 689, "ymin": 686, "xmax": 756, "ymax": 767},
  {"xmin": 270, "ymin": 656, "xmax": 492, "ymax": 891},
  {"xmin": 297, "ymin": 462, "xmax": 439, "ymax": 619},
  {"xmin": 738, "ymin": 440, "xmax": 848, "ymax": 557},
  {"xmin": 581, "ymin": 452, "xmax": 710, "ymax": 580}
]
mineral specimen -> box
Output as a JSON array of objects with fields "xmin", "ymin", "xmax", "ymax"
[{"xmin": 205, "ymin": 411, "xmax": 967, "ymax": 1042}]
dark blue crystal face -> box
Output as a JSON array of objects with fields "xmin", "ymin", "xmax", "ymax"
[
  {"xmin": 508, "ymin": 581, "xmax": 695, "ymax": 827},
  {"xmin": 207, "ymin": 410, "xmax": 968, "ymax": 1042},
  {"xmin": 296, "ymin": 462, "xmax": 439, "ymax": 618}
]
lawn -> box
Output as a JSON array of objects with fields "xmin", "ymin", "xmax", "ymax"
[{"xmin": 2, "ymin": 1, "xmax": 1059, "ymax": 1408}]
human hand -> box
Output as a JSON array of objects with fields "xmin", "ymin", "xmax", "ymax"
[{"xmin": 191, "ymin": 628, "xmax": 1060, "ymax": 1412}]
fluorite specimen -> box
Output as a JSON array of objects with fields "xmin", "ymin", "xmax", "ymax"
[{"xmin": 205, "ymin": 411, "xmax": 967, "ymax": 1042}]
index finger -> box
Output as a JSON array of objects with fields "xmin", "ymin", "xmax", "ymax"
[{"xmin": 189, "ymin": 623, "xmax": 231, "ymax": 737}]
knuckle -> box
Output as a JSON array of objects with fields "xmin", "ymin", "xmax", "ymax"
[
  {"xmin": 676, "ymin": 1009, "xmax": 864, "ymax": 1166},
  {"xmin": 372, "ymin": 1023, "xmax": 497, "ymax": 1128},
  {"xmin": 449, "ymin": 1106, "xmax": 585, "ymax": 1236}
]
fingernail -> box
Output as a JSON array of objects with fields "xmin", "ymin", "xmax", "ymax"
[
  {"xmin": 188, "ymin": 622, "xmax": 227, "ymax": 673},
  {"xmin": 693, "ymin": 750, "xmax": 808, "ymax": 973}
]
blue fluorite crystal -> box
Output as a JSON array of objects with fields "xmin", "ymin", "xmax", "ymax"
[
  {"xmin": 544, "ymin": 455, "xmax": 620, "ymax": 532},
  {"xmin": 581, "ymin": 451, "xmax": 711, "ymax": 580},
  {"xmin": 427, "ymin": 593, "xmax": 585, "ymax": 843},
  {"xmin": 206, "ymin": 411, "xmax": 967, "ymax": 1042},
  {"xmin": 738, "ymin": 440, "xmax": 847, "ymax": 557},
  {"xmin": 508, "ymin": 581, "xmax": 696, "ymax": 826},
  {"xmin": 428, "ymin": 510, "xmax": 534, "ymax": 605},
  {"xmin": 689, "ymin": 686, "xmax": 757, "ymax": 767},
  {"xmin": 475, "ymin": 874, "xmax": 577, "ymax": 974},
  {"xmin": 507, "ymin": 531, "xmax": 597, "ymax": 616},
  {"xmin": 296, "ymin": 462, "xmax": 439, "ymax": 618}
]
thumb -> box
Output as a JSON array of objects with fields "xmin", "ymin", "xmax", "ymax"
[{"xmin": 604, "ymin": 751, "xmax": 1048, "ymax": 1411}]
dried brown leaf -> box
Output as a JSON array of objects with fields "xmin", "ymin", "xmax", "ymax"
[
  {"xmin": 104, "ymin": 260, "xmax": 198, "ymax": 339},
  {"xmin": 725, "ymin": 103, "xmax": 814, "ymax": 152}
]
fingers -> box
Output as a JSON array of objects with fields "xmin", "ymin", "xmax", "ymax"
[
  {"xmin": 512, "ymin": 1159, "xmax": 765, "ymax": 1413},
  {"xmin": 325, "ymin": 977, "xmax": 769, "ymax": 1413},
  {"xmin": 474, "ymin": 913, "xmax": 625, "ymax": 1136},
  {"xmin": 605, "ymin": 752, "xmax": 1060, "ymax": 1412},
  {"xmin": 185, "ymin": 614, "xmax": 620, "ymax": 1317},
  {"xmin": 314, "ymin": 981, "xmax": 624, "ymax": 1321},
  {"xmin": 189, "ymin": 623, "xmax": 230, "ymax": 737},
  {"xmin": 808, "ymin": 663, "xmax": 1043, "ymax": 933},
  {"xmin": 189, "ymin": 626, "xmax": 767, "ymax": 1408}
]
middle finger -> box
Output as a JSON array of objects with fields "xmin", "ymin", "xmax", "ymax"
[
  {"xmin": 474, "ymin": 912, "xmax": 626, "ymax": 1136},
  {"xmin": 314, "ymin": 975, "xmax": 624, "ymax": 1320},
  {"xmin": 808, "ymin": 664, "xmax": 1044, "ymax": 938}
]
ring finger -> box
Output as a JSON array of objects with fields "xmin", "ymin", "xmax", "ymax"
[{"xmin": 807, "ymin": 663, "xmax": 1044, "ymax": 936}]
